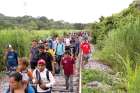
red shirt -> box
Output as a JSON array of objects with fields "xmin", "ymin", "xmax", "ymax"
[
  {"xmin": 61, "ymin": 56, "xmax": 75, "ymax": 75},
  {"xmin": 80, "ymin": 42, "xmax": 91, "ymax": 54}
]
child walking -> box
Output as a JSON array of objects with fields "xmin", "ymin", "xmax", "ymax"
[{"xmin": 61, "ymin": 52, "xmax": 75, "ymax": 92}]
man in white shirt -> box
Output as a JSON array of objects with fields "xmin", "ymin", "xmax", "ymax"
[
  {"xmin": 32, "ymin": 59, "xmax": 55, "ymax": 93},
  {"xmin": 64, "ymin": 35, "xmax": 71, "ymax": 53}
]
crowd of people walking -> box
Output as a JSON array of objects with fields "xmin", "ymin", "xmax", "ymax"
[{"xmin": 4, "ymin": 31, "xmax": 91, "ymax": 93}]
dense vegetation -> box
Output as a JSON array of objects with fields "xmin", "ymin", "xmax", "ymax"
[
  {"xmin": 91, "ymin": 1, "xmax": 140, "ymax": 49},
  {"xmin": 0, "ymin": 14, "xmax": 86, "ymax": 30},
  {"xmin": 0, "ymin": 1, "xmax": 140, "ymax": 93},
  {"xmin": 86, "ymin": 1, "xmax": 140, "ymax": 93},
  {"xmin": 0, "ymin": 29, "xmax": 74, "ymax": 71},
  {"xmin": 92, "ymin": 0, "xmax": 140, "ymax": 72},
  {"xmin": 0, "ymin": 13, "xmax": 85, "ymax": 71}
]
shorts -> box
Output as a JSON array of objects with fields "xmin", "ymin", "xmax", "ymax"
[{"xmin": 82, "ymin": 54, "xmax": 90, "ymax": 62}]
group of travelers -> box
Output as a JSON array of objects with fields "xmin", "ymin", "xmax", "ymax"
[{"xmin": 4, "ymin": 31, "xmax": 91, "ymax": 93}]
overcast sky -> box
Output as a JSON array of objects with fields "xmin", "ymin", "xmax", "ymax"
[{"xmin": 0, "ymin": 0, "xmax": 133, "ymax": 23}]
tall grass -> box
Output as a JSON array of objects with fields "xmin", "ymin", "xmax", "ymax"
[
  {"xmin": 0, "ymin": 29, "xmax": 78, "ymax": 71},
  {"xmin": 94, "ymin": 16, "xmax": 140, "ymax": 72},
  {"xmin": 0, "ymin": 29, "xmax": 39, "ymax": 57},
  {"xmin": 117, "ymin": 55, "xmax": 140, "ymax": 93},
  {"xmin": 94, "ymin": 16, "xmax": 140, "ymax": 92}
]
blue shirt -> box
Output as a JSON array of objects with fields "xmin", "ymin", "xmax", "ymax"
[
  {"xmin": 27, "ymin": 84, "xmax": 35, "ymax": 93},
  {"xmin": 6, "ymin": 84, "xmax": 35, "ymax": 93},
  {"xmin": 7, "ymin": 51, "xmax": 18, "ymax": 66},
  {"xmin": 56, "ymin": 43, "xmax": 65, "ymax": 55}
]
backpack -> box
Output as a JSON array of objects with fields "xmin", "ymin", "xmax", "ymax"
[
  {"xmin": 55, "ymin": 43, "xmax": 64, "ymax": 55},
  {"xmin": 35, "ymin": 69, "xmax": 50, "ymax": 81},
  {"xmin": 34, "ymin": 70, "xmax": 51, "ymax": 91}
]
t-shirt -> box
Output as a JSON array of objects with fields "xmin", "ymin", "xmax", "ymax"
[
  {"xmin": 55, "ymin": 43, "xmax": 65, "ymax": 56},
  {"xmin": 61, "ymin": 56, "xmax": 75, "ymax": 75},
  {"xmin": 80, "ymin": 42, "xmax": 91, "ymax": 54},
  {"xmin": 65, "ymin": 38, "xmax": 71, "ymax": 46},
  {"xmin": 30, "ymin": 47, "xmax": 38, "ymax": 63},
  {"xmin": 7, "ymin": 51, "xmax": 18, "ymax": 66},
  {"xmin": 32, "ymin": 68, "xmax": 55, "ymax": 92}
]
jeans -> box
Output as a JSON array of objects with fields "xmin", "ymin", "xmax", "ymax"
[
  {"xmin": 55, "ymin": 55, "xmax": 63, "ymax": 74},
  {"xmin": 65, "ymin": 75, "xmax": 73, "ymax": 91}
]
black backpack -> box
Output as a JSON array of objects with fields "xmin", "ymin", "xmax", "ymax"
[
  {"xmin": 35, "ymin": 69, "xmax": 50, "ymax": 81},
  {"xmin": 31, "ymin": 70, "xmax": 50, "ymax": 93}
]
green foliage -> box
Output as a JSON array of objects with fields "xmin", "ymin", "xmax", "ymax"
[
  {"xmin": 0, "ymin": 14, "xmax": 87, "ymax": 30},
  {"xmin": 0, "ymin": 29, "xmax": 38, "ymax": 59},
  {"xmin": 73, "ymin": 23, "xmax": 86, "ymax": 30},
  {"xmin": 91, "ymin": 2, "xmax": 140, "ymax": 49},
  {"xmin": 82, "ymin": 87, "xmax": 103, "ymax": 93},
  {"xmin": 90, "ymin": 1, "xmax": 140, "ymax": 92},
  {"xmin": 82, "ymin": 69, "xmax": 113, "ymax": 85},
  {"xmin": 0, "ymin": 29, "xmax": 73, "ymax": 71},
  {"xmin": 128, "ymin": 66, "xmax": 140, "ymax": 93},
  {"xmin": 95, "ymin": 17, "xmax": 140, "ymax": 72},
  {"xmin": 114, "ymin": 55, "xmax": 140, "ymax": 93},
  {"xmin": 82, "ymin": 69, "xmax": 127, "ymax": 93}
]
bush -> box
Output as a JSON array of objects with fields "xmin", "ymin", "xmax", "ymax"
[
  {"xmin": 82, "ymin": 69, "xmax": 113, "ymax": 85},
  {"xmin": 93, "ymin": 16, "xmax": 140, "ymax": 92},
  {"xmin": 94, "ymin": 17, "xmax": 140, "ymax": 73}
]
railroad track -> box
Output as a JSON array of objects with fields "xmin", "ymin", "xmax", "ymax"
[{"xmin": 0, "ymin": 53, "xmax": 82, "ymax": 93}]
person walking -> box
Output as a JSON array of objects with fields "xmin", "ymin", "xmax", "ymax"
[
  {"xmin": 32, "ymin": 59, "xmax": 55, "ymax": 93},
  {"xmin": 5, "ymin": 44, "xmax": 18, "ymax": 72},
  {"xmin": 61, "ymin": 52, "xmax": 75, "ymax": 92},
  {"xmin": 55, "ymin": 38, "xmax": 65, "ymax": 74}
]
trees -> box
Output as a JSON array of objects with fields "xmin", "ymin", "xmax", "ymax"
[
  {"xmin": 90, "ymin": 1, "xmax": 140, "ymax": 49},
  {"xmin": 73, "ymin": 23, "xmax": 86, "ymax": 30},
  {"xmin": 0, "ymin": 14, "xmax": 76, "ymax": 30}
]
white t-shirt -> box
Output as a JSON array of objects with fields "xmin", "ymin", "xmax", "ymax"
[
  {"xmin": 33, "ymin": 69, "xmax": 55, "ymax": 92},
  {"xmin": 65, "ymin": 38, "xmax": 71, "ymax": 46}
]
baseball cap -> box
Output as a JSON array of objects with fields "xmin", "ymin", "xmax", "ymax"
[{"xmin": 37, "ymin": 59, "xmax": 46, "ymax": 65}]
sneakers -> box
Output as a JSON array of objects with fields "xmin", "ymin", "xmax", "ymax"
[{"xmin": 66, "ymin": 86, "xmax": 69, "ymax": 90}]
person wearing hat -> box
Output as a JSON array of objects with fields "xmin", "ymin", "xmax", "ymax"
[{"xmin": 32, "ymin": 59, "xmax": 55, "ymax": 93}]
